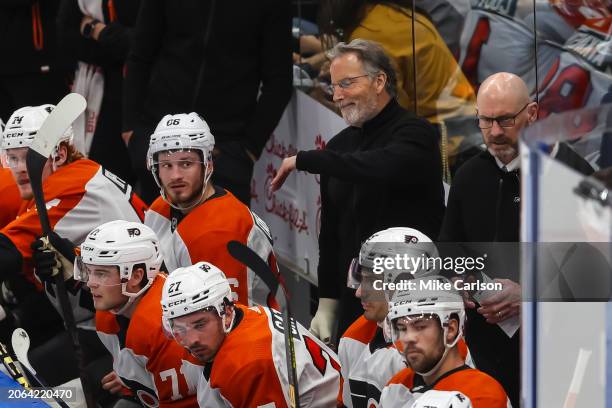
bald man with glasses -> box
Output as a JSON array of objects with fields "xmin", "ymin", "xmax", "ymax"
[{"xmin": 438, "ymin": 72, "xmax": 593, "ymax": 407}]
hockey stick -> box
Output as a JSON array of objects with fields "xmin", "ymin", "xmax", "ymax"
[
  {"xmin": 0, "ymin": 341, "xmax": 30, "ymax": 389},
  {"xmin": 25, "ymin": 93, "xmax": 95, "ymax": 408},
  {"xmin": 12, "ymin": 329, "xmax": 70, "ymax": 408},
  {"xmin": 226, "ymin": 241, "xmax": 300, "ymax": 408}
]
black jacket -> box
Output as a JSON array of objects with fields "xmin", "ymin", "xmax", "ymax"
[
  {"xmin": 438, "ymin": 143, "xmax": 593, "ymax": 407},
  {"xmin": 296, "ymin": 99, "xmax": 445, "ymax": 299},
  {"xmin": 439, "ymin": 143, "xmax": 594, "ymax": 242},
  {"xmin": 123, "ymin": 0, "xmax": 292, "ymax": 158},
  {"xmin": 0, "ymin": 0, "xmax": 69, "ymax": 75}
]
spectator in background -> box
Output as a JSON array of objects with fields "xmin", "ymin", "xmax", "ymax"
[
  {"xmin": 271, "ymin": 39, "xmax": 444, "ymax": 346},
  {"xmin": 123, "ymin": 0, "xmax": 293, "ymax": 205},
  {"xmin": 0, "ymin": 0, "xmax": 71, "ymax": 122},
  {"xmin": 57, "ymin": 0, "xmax": 139, "ymax": 185},
  {"xmin": 317, "ymin": 0, "xmax": 475, "ymax": 125}
]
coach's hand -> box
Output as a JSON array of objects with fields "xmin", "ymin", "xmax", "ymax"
[
  {"xmin": 270, "ymin": 156, "xmax": 297, "ymax": 192},
  {"xmin": 31, "ymin": 232, "xmax": 76, "ymax": 283}
]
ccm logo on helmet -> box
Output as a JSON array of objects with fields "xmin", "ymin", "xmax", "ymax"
[
  {"xmin": 167, "ymin": 299, "xmax": 187, "ymax": 308},
  {"xmin": 127, "ymin": 228, "xmax": 141, "ymax": 237},
  {"xmin": 4, "ymin": 132, "xmax": 24, "ymax": 138}
]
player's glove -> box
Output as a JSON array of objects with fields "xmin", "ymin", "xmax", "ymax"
[
  {"xmin": 309, "ymin": 297, "xmax": 339, "ymax": 347},
  {"xmin": 30, "ymin": 232, "xmax": 76, "ymax": 284}
]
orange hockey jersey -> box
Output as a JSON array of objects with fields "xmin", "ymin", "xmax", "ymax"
[
  {"xmin": 0, "ymin": 168, "xmax": 22, "ymax": 229},
  {"xmin": 96, "ymin": 274, "xmax": 202, "ymax": 407},
  {"xmin": 145, "ymin": 187, "xmax": 276, "ymax": 305},
  {"xmin": 197, "ymin": 304, "xmax": 341, "ymax": 407},
  {"xmin": 339, "ymin": 315, "xmax": 474, "ymax": 408},
  {"xmin": 379, "ymin": 365, "xmax": 509, "ymax": 408},
  {"xmin": 2, "ymin": 159, "xmax": 146, "ymax": 268},
  {"xmin": 0, "ymin": 159, "xmax": 146, "ymax": 325}
]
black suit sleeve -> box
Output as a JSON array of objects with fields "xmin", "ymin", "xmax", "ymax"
[
  {"xmin": 243, "ymin": 0, "xmax": 293, "ymax": 158},
  {"xmin": 296, "ymin": 120, "xmax": 439, "ymax": 184},
  {"xmin": 316, "ymin": 175, "xmax": 341, "ymax": 299},
  {"xmin": 123, "ymin": 0, "xmax": 165, "ymax": 131},
  {"xmin": 57, "ymin": 0, "xmax": 133, "ymax": 66}
]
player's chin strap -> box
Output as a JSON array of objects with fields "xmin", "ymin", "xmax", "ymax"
[
  {"xmin": 111, "ymin": 280, "xmax": 151, "ymax": 316},
  {"xmin": 413, "ymin": 322, "xmax": 461, "ymax": 377},
  {"xmin": 159, "ymin": 160, "xmax": 213, "ymax": 212}
]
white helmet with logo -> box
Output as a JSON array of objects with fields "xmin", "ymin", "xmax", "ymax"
[
  {"xmin": 348, "ymin": 227, "xmax": 439, "ymax": 290},
  {"xmin": 161, "ymin": 262, "xmax": 233, "ymax": 324},
  {"xmin": 147, "ymin": 112, "xmax": 215, "ymax": 209},
  {"xmin": 2, "ymin": 104, "xmax": 73, "ymax": 151},
  {"xmin": 74, "ymin": 220, "xmax": 163, "ymax": 312},
  {"xmin": 411, "ymin": 390, "xmax": 472, "ymax": 408},
  {"xmin": 387, "ymin": 276, "xmax": 465, "ymax": 376}
]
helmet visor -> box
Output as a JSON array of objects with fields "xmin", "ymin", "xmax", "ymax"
[
  {"xmin": 168, "ymin": 306, "xmax": 219, "ymax": 345},
  {"xmin": 74, "ymin": 257, "xmax": 122, "ymax": 287}
]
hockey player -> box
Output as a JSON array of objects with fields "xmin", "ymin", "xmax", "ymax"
[
  {"xmin": 145, "ymin": 112, "xmax": 276, "ymax": 305},
  {"xmin": 161, "ymin": 262, "xmax": 342, "ymax": 407},
  {"xmin": 0, "ymin": 104, "xmax": 147, "ymax": 387},
  {"xmin": 75, "ymin": 220, "xmax": 202, "ymax": 407},
  {"xmin": 339, "ymin": 227, "xmax": 472, "ymax": 408},
  {"xmin": 379, "ymin": 276, "xmax": 509, "ymax": 408}
]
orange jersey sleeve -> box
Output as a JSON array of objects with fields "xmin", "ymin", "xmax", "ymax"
[{"xmin": 0, "ymin": 168, "xmax": 23, "ymax": 229}]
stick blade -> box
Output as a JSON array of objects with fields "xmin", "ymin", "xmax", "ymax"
[
  {"xmin": 11, "ymin": 329, "xmax": 34, "ymax": 375},
  {"xmin": 29, "ymin": 93, "xmax": 86, "ymax": 158}
]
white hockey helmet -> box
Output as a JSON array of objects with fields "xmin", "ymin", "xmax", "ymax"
[
  {"xmin": 146, "ymin": 112, "xmax": 215, "ymax": 209},
  {"xmin": 387, "ymin": 276, "xmax": 465, "ymax": 376},
  {"xmin": 74, "ymin": 220, "xmax": 163, "ymax": 304},
  {"xmin": 2, "ymin": 104, "xmax": 73, "ymax": 151},
  {"xmin": 161, "ymin": 262, "xmax": 233, "ymax": 322},
  {"xmin": 410, "ymin": 390, "xmax": 472, "ymax": 408},
  {"xmin": 348, "ymin": 227, "xmax": 439, "ymax": 290}
]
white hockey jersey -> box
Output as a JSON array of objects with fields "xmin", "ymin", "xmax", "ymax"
[
  {"xmin": 338, "ymin": 316, "xmax": 405, "ymax": 408},
  {"xmin": 145, "ymin": 187, "xmax": 277, "ymax": 306},
  {"xmin": 196, "ymin": 304, "xmax": 341, "ymax": 407}
]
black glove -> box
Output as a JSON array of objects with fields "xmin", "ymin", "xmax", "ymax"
[{"xmin": 30, "ymin": 232, "xmax": 76, "ymax": 284}]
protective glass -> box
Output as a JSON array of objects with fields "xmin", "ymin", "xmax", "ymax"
[
  {"xmin": 347, "ymin": 260, "xmax": 379, "ymax": 289},
  {"xmin": 74, "ymin": 257, "xmax": 122, "ymax": 287}
]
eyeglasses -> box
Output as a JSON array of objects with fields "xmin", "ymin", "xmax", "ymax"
[
  {"xmin": 327, "ymin": 74, "xmax": 370, "ymax": 94},
  {"xmin": 477, "ymin": 103, "xmax": 530, "ymax": 129}
]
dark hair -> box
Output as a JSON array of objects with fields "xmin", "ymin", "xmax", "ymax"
[
  {"xmin": 327, "ymin": 39, "xmax": 398, "ymax": 97},
  {"xmin": 318, "ymin": 0, "xmax": 428, "ymax": 42}
]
